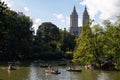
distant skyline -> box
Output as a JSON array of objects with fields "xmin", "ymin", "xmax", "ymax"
[{"xmin": 2, "ymin": 0, "xmax": 120, "ymax": 32}]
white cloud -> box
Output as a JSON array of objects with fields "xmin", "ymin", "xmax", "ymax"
[
  {"xmin": 35, "ymin": 18, "xmax": 41, "ymax": 24},
  {"xmin": 78, "ymin": 18, "xmax": 82, "ymax": 26},
  {"xmin": 53, "ymin": 13, "xmax": 82, "ymax": 30},
  {"xmin": 23, "ymin": 7, "xmax": 31, "ymax": 16},
  {"xmin": 24, "ymin": 7, "xmax": 29, "ymax": 12},
  {"xmin": 66, "ymin": 16, "xmax": 70, "ymax": 25},
  {"xmin": 53, "ymin": 13, "xmax": 65, "ymax": 23},
  {"xmin": 32, "ymin": 18, "xmax": 42, "ymax": 34},
  {"xmin": 1, "ymin": 0, "xmax": 5, "ymax": 1},
  {"xmin": 80, "ymin": 0, "xmax": 120, "ymax": 22},
  {"xmin": 53, "ymin": 13, "xmax": 72, "ymax": 30}
]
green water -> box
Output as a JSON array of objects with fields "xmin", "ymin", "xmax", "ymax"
[{"xmin": 0, "ymin": 62, "xmax": 120, "ymax": 80}]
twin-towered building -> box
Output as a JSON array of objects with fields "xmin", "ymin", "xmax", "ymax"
[{"xmin": 69, "ymin": 6, "xmax": 89, "ymax": 36}]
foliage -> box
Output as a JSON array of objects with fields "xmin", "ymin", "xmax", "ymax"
[
  {"xmin": 104, "ymin": 25, "xmax": 120, "ymax": 69},
  {"xmin": 35, "ymin": 22, "xmax": 62, "ymax": 60},
  {"xmin": 73, "ymin": 20, "xmax": 93, "ymax": 64},
  {"xmin": 73, "ymin": 18, "xmax": 120, "ymax": 69},
  {"xmin": 60, "ymin": 29, "xmax": 76, "ymax": 53},
  {"xmin": 34, "ymin": 23, "xmax": 77, "ymax": 60},
  {"xmin": 0, "ymin": 1, "xmax": 33, "ymax": 61},
  {"xmin": 1, "ymin": 0, "xmax": 120, "ymax": 66}
]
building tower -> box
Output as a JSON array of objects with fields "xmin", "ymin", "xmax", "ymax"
[
  {"xmin": 69, "ymin": 6, "xmax": 79, "ymax": 36},
  {"xmin": 82, "ymin": 6, "xmax": 89, "ymax": 26}
]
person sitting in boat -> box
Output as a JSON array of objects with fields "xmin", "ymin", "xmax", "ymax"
[
  {"xmin": 51, "ymin": 68, "xmax": 54, "ymax": 72},
  {"xmin": 68, "ymin": 66, "xmax": 75, "ymax": 70},
  {"xmin": 8, "ymin": 64, "xmax": 13, "ymax": 70},
  {"xmin": 55, "ymin": 68, "xmax": 58, "ymax": 73},
  {"xmin": 51, "ymin": 68, "xmax": 60, "ymax": 74},
  {"xmin": 51, "ymin": 68, "xmax": 57, "ymax": 72}
]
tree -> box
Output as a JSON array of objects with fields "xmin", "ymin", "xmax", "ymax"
[
  {"xmin": 115, "ymin": 15, "xmax": 120, "ymax": 26},
  {"xmin": 92, "ymin": 24, "xmax": 103, "ymax": 34},
  {"xmin": 73, "ymin": 18, "xmax": 120, "ymax": 70},
  {"xmin": 104, "ymin": 24, "xmax": 120, "ymax": 69},
  {"xmin": 0, "ymin": 1, "xmax": 10, "ymax": 60},
  {"xmin": 103, "ymin": 20, "xmax": 113, "ymax": 28},
  {"xmin": 0, "ymin": 1, "xmax": 33, "ymax": 60},
  {"xmin": 0, "ymin": 0, "xmax": 8, "ymax": 14},
  {"xmin": 0, "ymin": 0, "xmax": 8, "ymax": 57},
  {"xmin": 35, "ymin": 22, "xmax": 61, "ymax": 60},
  {"xmin": 73, "ymin": 21, "xmax": 105, "ymax": 67},
  {"xmin": 59, "ymin": 29, "xmax": 76, "ymax": 59},
  {"xmin": 73, "ymin": 21, "xmax": 93, "ymax": 64},
  {"xmin": 60, "ymin": 29, "xmax": 76, "ymax": 52}
]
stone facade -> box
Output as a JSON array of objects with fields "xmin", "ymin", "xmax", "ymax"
[
  {"xmin": 82, "ymin": 6, "xmax": 89, "ymax": 26},
  {"xmin": 69, "ymin": 6, "xmax": 89, "ymax": 36}
]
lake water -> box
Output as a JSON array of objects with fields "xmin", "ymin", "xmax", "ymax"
[{"xmin": 0, "ymin": 62, "xmax": 120, "ymax": 80}]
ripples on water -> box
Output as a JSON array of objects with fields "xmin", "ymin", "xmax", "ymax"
[
  {"xmin": 0, "ymin": 62, "xmax": 120, "ymax": 80},
  {"xmin": 97, "ymin": 72, "xmax": 108, "ymax": 80},
  {"xmin": 29, "ymin": 63, "xmax": 75, "ymax": 80}
]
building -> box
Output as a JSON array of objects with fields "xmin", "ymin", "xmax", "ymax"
[
  {"xmin": 82, "ymin": 6, "xmax": 90, "ymax": 26},
  {"xmin": 69, "ymin": 6, "xmax": 89, "ymax": 36}
]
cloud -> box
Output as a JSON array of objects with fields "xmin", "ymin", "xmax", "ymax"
[
  {"xmin": 24, "ymin": 7, "xmax": 29, "ymax": 12},
  {"xmin": 53, "ymin": 13, "xmax": 65, "ymax": 23},
  {"xmin": 78, "ymin": 18, "xmax": 82, "ymax": 26},
  {"xmin": 23, "ymin": 7, "xmax": 31, "ymax": 16},
  {"xmin": 53, "ymin": 13, "xmax": 82, "ymax": 30},
  {"xmin": 80, "ymin": 0, "xmax": 120, "ymax": 22},
  {"xmin": 32, "ymin": 18, "xmax": 42, "ymax": 34},
  {"xmin": 66, "ymin": 16, "xmax": 70, "ymax": 25}
]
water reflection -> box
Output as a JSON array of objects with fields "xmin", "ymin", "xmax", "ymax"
[
  {"xmin": 8, "ymin": 70, "xmax": 11, "ymax": 77},
  {"xmin": 97, "ymin": 72, "xmax": 109, "ymax": 80},
  {"xmin": 29, "ymin": 63, "xmax": 40, "ymax": 80},
  {"xmin": 29, "ymin": 63, "xmax": 77, "ymax": 80},
  {"xmin": 1, "ymin": 62, "xmax": 120, "ymax": 80}
]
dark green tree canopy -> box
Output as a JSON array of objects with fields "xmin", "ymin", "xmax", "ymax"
[
  {"xmin": 0, "ymin": 1, "xmax": 33, "ymax": 60},
  {"xmin": 37, "ymin": 22, "xmax": 60, "ymax": 41}
]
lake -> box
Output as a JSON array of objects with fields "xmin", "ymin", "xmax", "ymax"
[{"xmin": 0, "ymin": 62, "xmax": 120, "ymax": 80}]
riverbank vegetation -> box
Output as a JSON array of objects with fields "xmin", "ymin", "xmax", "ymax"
[
  {"xmin": 0, "ymin": 1, "xmax": 120, "ymax": 70},
  {"xmin": 73, "ymin": 18, "xmax": 120, "ymax": 70}
]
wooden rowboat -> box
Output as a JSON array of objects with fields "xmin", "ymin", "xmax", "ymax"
[{"xmin": 66, "ymin": 69, "xmax": 82, "ymax": 72}]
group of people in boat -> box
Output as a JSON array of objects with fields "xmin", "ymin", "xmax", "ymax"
[
  {"xmin": 85, "ymin": 64, "xmax": 94, "ymax": 70},
  {"xmin": 45, "ymin": 66, "xmax": 61, "ymax": 74},
  {"xmin": 44, "ymin": 65, "xmax": 82, "ymax": 74},
  {"xmin": 8, "ymin": 64, "xmax": 16, "ymax": 70},
  {"xmin": 8, "ymin": 61, "xmax": 20, "ymax": 70},
  {"xmin": 66, "ymin": 66, "xmax": 82, "ymax": 72},
  {"xmin": 50, "ymin": 68, "xmax": 60, "ymax": 74}
]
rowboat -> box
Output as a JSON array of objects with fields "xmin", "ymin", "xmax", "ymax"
[
  {"xmin": 66, "ymin": 67, "xmax": 82, "ymax": 72},
  {"xmin": 66, "ymin": 69, "xmax": 82, "ymax": 72},
  {"xmin": 50, "ymin": 68, "xmax": 60, "ymax": 74}
]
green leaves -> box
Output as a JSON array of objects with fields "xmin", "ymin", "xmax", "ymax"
[
  {"xmin": 35, "ymin": 22, "xmax": 62, "ymax": 60},
  {"xmin": 0, "ymin": 1, "xmax": 33, "ymax": 60},
  {"xmin": 73, "ymin": 18, "xmax": 120, "ymax": 69},
  {"xmin": 73, "ymin": 21, "xmax": 93, "ymax": 64},
  {"xmin": 105, "ymin": 25, "xmax": 120, "ymax": 68},
  {"xmin": 37, "ymin": 22, "xmax": 60, "ymax": 42}
]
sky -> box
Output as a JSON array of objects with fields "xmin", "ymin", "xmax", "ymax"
[{"xmin": 2, "ymin": 0, "xmax": 120, "ymax": 33}]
